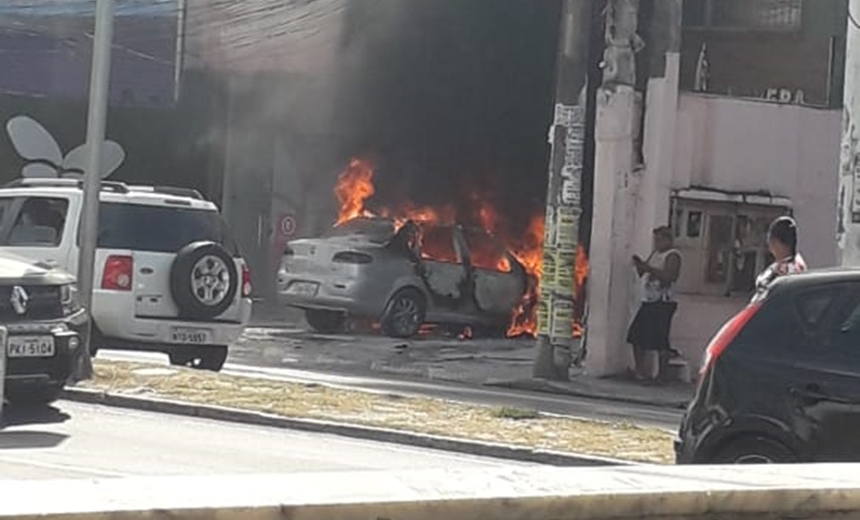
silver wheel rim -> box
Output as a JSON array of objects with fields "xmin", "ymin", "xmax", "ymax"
[
  {"xmin": 391, "ymin": 296, "xmax": 420, "ymax": 335},
  {"xmin": 191, "ymin": 255, "xmax": 231, "ymax": 306}
]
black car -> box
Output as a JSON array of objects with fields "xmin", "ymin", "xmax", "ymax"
[
  {"xmin": 676, "ymin": 268, "xmax": 860, "ymax": 464},
  {"xmin": 0, "ymin": 252, "xmax": 87, "ymax": 406}
]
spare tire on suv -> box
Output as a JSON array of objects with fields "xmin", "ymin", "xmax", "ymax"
[{"xmin": 170, "ymin": 241, "xmax": 239, "ymax": 320}]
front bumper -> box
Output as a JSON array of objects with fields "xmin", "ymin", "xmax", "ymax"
[{"xmin": 4, "ymin": 308, "xmax": 88, "ymax": 389}]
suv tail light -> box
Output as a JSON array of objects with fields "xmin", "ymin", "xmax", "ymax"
[
  {"xmin": 102, "ymin": 255, "xmax": 133, "ymax": 291},
  {"xmin": 333, "ymin": 251, "xmax": 373, "ymax": 264},
  {"xmin": 241, "ymin": 262, "xmax": 252, "ymax": 297},
  {"xmin": 699, "ymin": 301, "xmax": 762, "ymax": 379}
]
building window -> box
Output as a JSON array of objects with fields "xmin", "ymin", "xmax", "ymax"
[{"xmin": 684, "ymin": 0, "xmax": 802, "ymax": 31}]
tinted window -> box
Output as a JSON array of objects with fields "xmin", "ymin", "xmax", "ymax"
[
  {"xmin": 829, "ymin": 293, "xmax": 860, "ymax": 355},
  {"xmin": 744, "ymin": 283, "xmax": 852, "ymax": 361},
  {"xmin": 736, "ymin": 294, "xmax": 803, "ymax": 353},
  {"xmin": 97, "ymin": 203, "xmax": 239, "ymax": 254},
  {"xmin": 796, "ymin": 286, "xmax": 842, "ymax": 330}
]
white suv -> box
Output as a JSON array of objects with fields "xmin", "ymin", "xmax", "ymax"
[{"xmin": 0, "ymin": 179, "xmax": 252, "ymax": 371}]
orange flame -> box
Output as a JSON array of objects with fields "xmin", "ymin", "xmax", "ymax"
[
  {"xmin": 335, "ymin": 159, "xmax": 376, "ymax": 226},
  {"xmin": 332, "ymin": 158, "xmax": 589, "ymax": 338}
]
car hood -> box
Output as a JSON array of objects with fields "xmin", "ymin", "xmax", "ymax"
[{"xmin": 0, "ymin": 252, "xmax": 75, "ymax": 285}]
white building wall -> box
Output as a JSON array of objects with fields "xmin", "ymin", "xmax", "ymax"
[{"xmin": 669, "ymin": 93, "xmax": 842, "ymax": 361}]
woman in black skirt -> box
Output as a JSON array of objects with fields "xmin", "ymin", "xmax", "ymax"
[{"xmin": 628, "ymin": 226, "xmax": 682, "ymax": 381}]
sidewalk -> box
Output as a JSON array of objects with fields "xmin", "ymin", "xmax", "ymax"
[
  {"xmin": 491, "ymin": 376, "xmax": 692, "ymax": 410},
  {"xmin": 234, "ymin": 319, "xmax": 694, "ymax": 410}
]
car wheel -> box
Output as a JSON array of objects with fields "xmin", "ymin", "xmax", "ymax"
[
  {"xmin": 305, "ymin": 310, "xmax": 347, "ymax": 334},
  {"xmin": 89, "ymin": 324, "xmax": 106, "ymax": 358},
  {"xmin": 711, "ymin": 436, "xmax": 796, "ymax": 464},
  {"xmin": 6, "ymin": 384, "xmax": 64, "ymax": 407},
  {"xmin": 380, "ymin": 288, "xmax": 426, "ymax": 338},
  {"xmin": 168, "ymin": 346, "xmax": 228, "ymax": 372},
  {"xmin": 170, "ymin": 241, "xmax": 239, "ymax": 320}
]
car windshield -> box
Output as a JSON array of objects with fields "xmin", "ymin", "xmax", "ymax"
[
  {"xmin": 97, "ymin": 203, "xmax": 240, "ymax": 255},
  {"xmin": 324, "ymin": 218, "xmax": 396, "ymax": 244}
]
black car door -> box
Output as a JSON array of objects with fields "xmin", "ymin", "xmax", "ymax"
[{"xmin": 786, "ymin": 282, "xmax": 860, "ymax": 461}]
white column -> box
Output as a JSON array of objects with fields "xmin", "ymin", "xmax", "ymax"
[
  {"xmin": 636, "ymin": 54, "xmax": 680, "ymax": 255},
  {"xmin": 587, "ymin": 85, "xmax": 637, "ymax": 376},
  {"xmin": 838, "ymin": 0, "xmax": 860, "ymax": 266}
]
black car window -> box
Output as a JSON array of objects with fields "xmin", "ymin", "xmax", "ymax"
[
  {"xmin": 736, "ymin": 293, "xmax": 804, "ymax": 354},
  {"xmin": 94, "ymin": 203, "xmax": 240, "ymax": 255},
  {"xmin": 830, "ymin": 293, "xmax": 860, "ymax": 354},
  {"xmin": 796, "ymin": 286, "xmax": 843, "ymax": 331},
  {"xmin": 735, "ymin": 285, "xmax": 843, "ymax": 356}
]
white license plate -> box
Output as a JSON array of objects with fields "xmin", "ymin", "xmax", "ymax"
[
  {"xmin": 170, "ymin": 327, "xmax": 213, "ymax": 345},
  {"xmin": 287, "ymin": 282, "xmax": 319, "ymax": 297},
  {"xmin": 8, "ymin": 336, "xmax": 55, "ymax": 358}
]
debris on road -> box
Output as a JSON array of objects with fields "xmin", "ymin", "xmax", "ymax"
[{"xmin": 81, "ymin": 360, "xmax": 674, "ymax": 464}]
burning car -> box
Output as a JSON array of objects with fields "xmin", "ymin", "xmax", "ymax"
[{"xmin": 277, "ymin": 217, "xmax": 527, "ymax": 338}]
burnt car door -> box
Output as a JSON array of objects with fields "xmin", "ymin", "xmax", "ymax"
[
  {"xmin": 786, "ymin": 282, "xmax": 860, "ymax": 461},
  {"xmin": 461, "ymin": 228, "xmax": 526, "ymax": 316},
  {"xmin": 418, "ymin": 225, "xmax": 470, "ymax": 307}
]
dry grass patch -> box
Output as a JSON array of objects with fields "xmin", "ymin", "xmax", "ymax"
[{"xmin": 81, "ymin": 360, "xmax": 674, "ymax": 463}]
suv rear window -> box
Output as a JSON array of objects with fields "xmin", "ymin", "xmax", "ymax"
[{"xmin": 97, "ymin": 203, "xmax": 240, "ymax": 255}]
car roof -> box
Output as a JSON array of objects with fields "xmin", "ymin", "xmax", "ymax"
[
  {"xmin": 769, "ymin": 267, "xmax": 860, "ymax": 293},
  {"xmin": 0, "ymin": 182, "xmax": 218, "ymax": 211}
]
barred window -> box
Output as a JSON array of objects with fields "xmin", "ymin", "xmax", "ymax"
[{"xmin": 684, "ymin": 0, "xmax": 802, "ymax": 30}]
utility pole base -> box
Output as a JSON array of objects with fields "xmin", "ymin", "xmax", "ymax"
[{"xmin": 533, "ymin": 337, "xmax": 571, "ymax": 381}]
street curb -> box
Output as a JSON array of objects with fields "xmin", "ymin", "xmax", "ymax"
[
  {"xmin": 486, "ymin": 379, "xmax": 690, "ymax": 410},
  {"xmin": 61, "ymin": 388, "xmax": 635, "ymax": 468}
]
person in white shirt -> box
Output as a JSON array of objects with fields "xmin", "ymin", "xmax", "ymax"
[
  {"xmin": 627, "ymin": 226, "xmax": 682, "ymax": 382},
  {"xmin": 752, "ymin": 216, "xmax": 806, "ymax": 302}
]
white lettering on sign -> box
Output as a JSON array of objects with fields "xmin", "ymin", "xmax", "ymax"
[{"xmin": 764, "ymin": 88, "xmax": 805, "ymax": 105}]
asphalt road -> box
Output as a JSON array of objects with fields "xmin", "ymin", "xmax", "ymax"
[
  {"xmin": 0, "ymin": 401, "xmax": 536, "ymax": 480},
  {"xmin": 99, "ymin": 350, "xmax": 683, "ymax": 430}
]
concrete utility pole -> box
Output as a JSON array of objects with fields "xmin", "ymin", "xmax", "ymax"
[
  {"xmin": 838, "ymin": 0, "xmax": 860, "ymax": 266},
  {"xmin": 586, "ymin": 0, "xmax": 642, "ymax": 377},
  {"xmin": 76, "ymin": 0, "xmax": 116, "ymax": 381},
  {"xmin": 635, "ymin": 0, "xmax": 682, "ymax": 255},
  {"xmin": 534, "ymin": 0, "xmax": 595, "ymax": 381}
]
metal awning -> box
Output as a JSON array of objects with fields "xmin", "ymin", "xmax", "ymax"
[{"xmin": 672, "ymin": 187, "xmax": 792, "ymax": 208}]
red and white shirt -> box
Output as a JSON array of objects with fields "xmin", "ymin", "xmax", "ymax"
[{"xmin": 753, "ymin": 253, "xmax": 807, "ymax": 301}]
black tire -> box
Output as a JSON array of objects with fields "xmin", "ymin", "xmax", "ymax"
[
  {"xmin": 305, "ymin": 309, "xmax": 347, "ymax": 334},
  {"xmin": 89, "ymin": 323, "xmax": 105, "ymax": 358},
  {"xmin": 380, "ymin": 288, "xmax": 426, "ymax": 338},
  {"xmin": 6, "ymin": 384, "xmax": 64, "ymax": 407},
  {"xmin": 711, "ymin": 436, "xmax": 796, "ymax": 464},
  {"xmin": 168, "ymin": 345, "xmax": 228, "ymax": 372},
  {"xmin": 170, "ymin": 241, "xmax": 239, "ymax": 320}
]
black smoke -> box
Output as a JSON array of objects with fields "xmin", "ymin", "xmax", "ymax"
[{"xmin": 333, "ymin": 0, "xmax": 563, "ymax": 232}]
